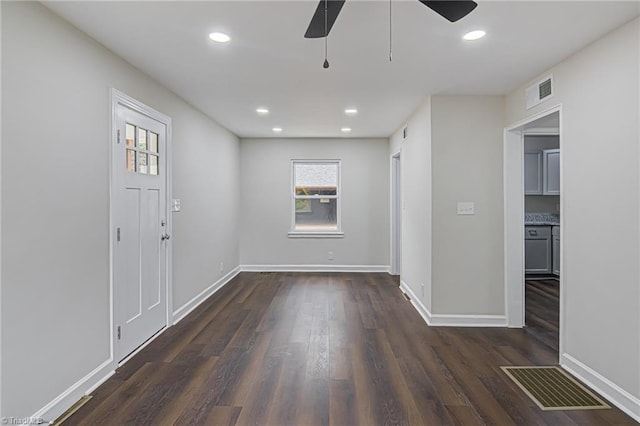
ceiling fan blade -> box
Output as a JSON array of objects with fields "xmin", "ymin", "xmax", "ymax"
[
  {"xmin": 419, "ymin": 1, "xmax": 478, "ymax": 22},
  {"xmin": 304, "ymin": 0, "xmax": 346, "ymax": 38}
]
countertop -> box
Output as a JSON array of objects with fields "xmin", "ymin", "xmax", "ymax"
[{"xmin": 525, "ymin": 213, "xmax": 560, "ymax": 226}]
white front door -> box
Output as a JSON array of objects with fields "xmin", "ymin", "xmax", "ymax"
[{"xmin": 114, "ymin": 102, "xmax": 168, "ymax": 361}]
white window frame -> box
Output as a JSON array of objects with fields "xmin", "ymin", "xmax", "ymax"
[{"xmin": 289, "ymin": 159, "xmax": 344, "ymax": 238}]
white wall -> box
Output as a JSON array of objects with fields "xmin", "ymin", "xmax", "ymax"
[
  {"xmin": 1, "ymin": 2, "xmax": 239, "ymax": 418},
  {"xmin": 239, "ymin": 138, "xmax": 389, "ymax": 268},
  {"xmin": 431, "ymin": 96, "xmax": 505, "ymax": 315},
  {"xmin": 390, "ymin": 99, "xmax": 433, "ymax": 310},
  {"xmin": 506, "ymin": 17, "xmax": 640, "ymax": 409}
]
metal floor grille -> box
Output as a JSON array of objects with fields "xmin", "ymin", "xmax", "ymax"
[
  {"xmin": 53, "ymin": 395, "xmax": 93, "ymax": 424},
  {"xmin": 501, "ymin": 366, "xmax": 610, "ymax": 411}
]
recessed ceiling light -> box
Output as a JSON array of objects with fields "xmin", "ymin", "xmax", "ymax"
[
  {"xmin": 341, "ymin": 127, "xmax": 352, "ymax": 133},
  {"xmin": 209, "ymin": 32, "xmax": 231, "ymax": 43},
  {"xmin": 345, "ymin": 108, "xmax": 358, "ymax": 115},
  {"xmin": 463, "ymin": 30, "xmax": 486, "ymax": 41},
  {"xmin": 256, "ymin": 107, "xmax": 269, "ymax": 115},
  {"xmin": 272, "ymin": 127, "xmax": 283, "ymax": 133}
]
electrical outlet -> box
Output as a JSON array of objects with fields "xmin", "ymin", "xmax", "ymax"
[
  {"xmin": 220, "ymin": 262, "xmax": 224, "ymax": 273},
  {"xmin": 457, "ymin": 202, "xmax": 475, "ymax": 215},
  {"xmin": 421, "ymin": 283, "xmax": 425, "ymax": 297},
  {"xmin": 328, "ymin": 251, "xmax": 334, "ymax": 261}
]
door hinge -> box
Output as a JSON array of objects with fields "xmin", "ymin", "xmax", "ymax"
[
  {"xmin": 117, "ymin": 129, "xmax": 121, "ymax": 144},
  {"xmin": 117, "ymin": 227, "xmax": 121, "ymax": 242},
  {"xmin": 117, "ymin": 326, "xmax": 121, "ymax": 340}
]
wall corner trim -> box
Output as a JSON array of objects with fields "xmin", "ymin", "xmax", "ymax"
[
  {"xmin": 400, "ymin": 280, "xmax": 433, "ymax": 324},
  {"xmin": 240, "ymin": 265, "xmax": 390, "ymax": 273},
  {"xmin": 172, "ymin": 266, "xmax": 241, "ymax": 324},
  {"xmin": 400, "ymin": 280, "xmax": 507, "ymax": 327},
  {"xmin": 31, "ymin": 358, "xmax": 114, "ymax": 423},
  {"xmin": 561, "ymin": 353, "xmax": 640, "ymax": 423}
]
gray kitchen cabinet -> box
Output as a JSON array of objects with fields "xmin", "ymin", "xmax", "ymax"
[
  {"xmin": 552, "ymin": 226, "xmax": 560, "ymax": 276},
  {"xmin": 524, "ymin": 152, "xmax": 543, "ymax": 195},
  {"xmin": 543, "ymin": 149, "xmax": 560, "ymax": 195},
  {"xmin": 525, "ymin": 226, "xmax": 552, "ymax": 274}
]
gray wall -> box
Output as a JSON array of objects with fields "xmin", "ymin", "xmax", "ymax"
[
  {"xmin": 506, "ymin": 17, "xmax": 640, "ymax": 402},
  {"xmin": 1, "ymin": 2, "xmax": 239, "ymax": 417},
  {"xmin": 431, "ymin": 96, "xmax": 505, "ymax": 315},
  {"xmin": 390, "ymin": 99, "xmax": 433, "ymax": 310},
  {"xmin": 239, "ymin": 138, "xmax": 389, "ymax": 267}
]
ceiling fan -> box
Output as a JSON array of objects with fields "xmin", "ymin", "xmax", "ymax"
[{"xmin": 304, "ymin": 0, "xmax": 478, "ymax": 39}]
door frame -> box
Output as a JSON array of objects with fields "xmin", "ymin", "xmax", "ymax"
[
  {"xmin": 109, "ymin": 89, "xmax": 173, "ymax": 364},
  {"xmin": 503, "ymin": 103, "xmax": 564, "ymax": 359},
  {"xmin": 390, "ymin": 152, "xmax": 401, "ymax": 275}
]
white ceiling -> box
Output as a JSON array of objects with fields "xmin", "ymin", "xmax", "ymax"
[{"xmin": 44, "ymin": 1, "xmax": 639, "ymax": 138}]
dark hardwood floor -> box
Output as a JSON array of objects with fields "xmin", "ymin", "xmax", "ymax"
[
  {"xmin": 525, "ymin": 278, "xmax": 560, "ymax": 353},
  {"xmin": 64, "ymin": 273, "xmax": 635, "ymax": 425}
]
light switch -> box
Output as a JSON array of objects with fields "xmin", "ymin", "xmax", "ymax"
[
  {"xmin": 172, "ymin": 199, "xmax": 181, "ymax": 212},
  {"xmin": 457, "ymin": 202, "xmax": 475, "ymax": 215}
]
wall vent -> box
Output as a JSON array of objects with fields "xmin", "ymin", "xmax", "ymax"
[
  {"xmin": 526, "ymin": 75, "xmax": 553, "ymax": 109},
  {"xmin": 402, "ymin": 126, "xmax": 408, "ymax": 139}
]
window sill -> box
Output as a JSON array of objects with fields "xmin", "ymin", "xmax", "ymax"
[{"xmin": 288, "ymin": 231, "xmax": 344, "ymax": 239}]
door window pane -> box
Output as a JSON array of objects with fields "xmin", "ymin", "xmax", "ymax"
[
  {"xmin": 138, "ymin": 128, "xmax": 147, "ymax": 151},
  {"xmin": 138, "ymin": 152, "xmax": 148, "ymax": 174},
  {"xmin": 126, "ymin": 149, "xmax": 136, "ymax": 172},
  {"xmin": 149, "ymin": 132, "xmax": 159, "ymax": 153},
  {"xmin": 149, "ymin": 155, "xmax": 159, "ymax": 175},
  {"xmin": 126, "ymin": 124, "xmax": 136, "ymax": 147}
]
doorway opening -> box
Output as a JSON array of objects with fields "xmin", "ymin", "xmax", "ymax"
[
  {"xmin": 390, "ymin": 152, "xmax": 401, "ymax": 276},
  {"xmin": 504, "ymin": 106, "xmax": 563, "ymax": 359}
]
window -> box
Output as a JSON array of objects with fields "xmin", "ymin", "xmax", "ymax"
[
  {"xmin": 125, "ymin": 123, "xmax": 160, "ymax": 175},
  {"xmin": 290, "ymin": 160, "xmax": 343, "ymax": 237}
]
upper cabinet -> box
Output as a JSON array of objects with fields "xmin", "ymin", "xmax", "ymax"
[
  {"xmin": 524, "ymin": 152, "xmax": 543, "ymax": 195},
  {"xmin": 524, "ymin": 148, "xmax": 559, "ymax": 196},
  {"xmin": 543, "ymin": 149, "xmax": 560, "ymax": 195}
]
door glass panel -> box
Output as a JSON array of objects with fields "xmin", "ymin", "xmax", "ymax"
[
  {"xmin": 126, "ymin": 149, "xmax": 136, "ymax": 172},
  {"xmin": 126, "ymin": 124, "xmax": 136, "ymax": 147},
  {"xmin": 138, "ymin": 152, "xmax": 148, "ymax": 174},
  {"xmin": 138, "ymin": 128, "xmax": 147, "ymax": 151},
  {"xmin": 149, "ymin": 132, "xmax": 159, "ymax": 153},
  {"xmin": 149, "ymin": 155, "xmax": 159, "ymax": 175}
]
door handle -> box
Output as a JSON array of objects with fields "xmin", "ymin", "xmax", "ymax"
[{"xmin": 161, "ymin": 234, "xmax": 171, "ymax": 241}]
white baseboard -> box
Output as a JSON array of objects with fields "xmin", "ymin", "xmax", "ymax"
[
  {"xmin": 399, "ymin": 280, "xmax": 507, "ymax": 327},
  {"xmin": 561, "ymin": 353, "xmax": 640, "ymax": 422},
  {"xmin": 240, "ymin": 264, "xmax": 390, "ymax": 273},
  {"xmin": 429, "ymin": 314, "xmax": 507, "ymax": 327},
  {"xmin": 172, "ymin": 266, "xmax": 241, "ymax": 324},
  {"xmin": 400, "ymin": 280, "xmax": 433, "ymax": 324},
  {"xmin": 33, "ymin": 358, "xmax": 114, "ymax": 423}
]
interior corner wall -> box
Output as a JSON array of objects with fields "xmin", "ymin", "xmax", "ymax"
[
  {"xmin": 239, "ymin": 138, "xmax": 389, "ymax": 268},
  {"xmin": 506, "ymin": 17, "xmax": 640, "ymax": 404},
  {"xmin": 430, "ymin": 96, "xmax": 505, "ymax": 315},
  {"xmin": 1, "ymin": 2, "xmax": 239, "ymax": 418},
  {"xmin": 390, "ymin": 98, "xmax": 432, "ymax": 311}
]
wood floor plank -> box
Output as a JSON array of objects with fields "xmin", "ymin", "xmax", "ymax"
[{"xmin": 64, "ymin": 272, "xmax": 636, "ymax": 425}]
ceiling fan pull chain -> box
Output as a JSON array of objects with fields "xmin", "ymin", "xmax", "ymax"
[
  {"xmin": 323, "ymin": 0, "xmax": 330, "ymax": 68},
  {"xmin": 389, "ymin": 0, "xmax": 393, "ymax": 61}
]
